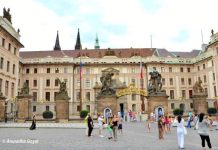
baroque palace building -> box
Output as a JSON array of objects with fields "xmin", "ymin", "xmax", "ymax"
[{"xmin": 0, "ymin": 8, "xmax": 218, "ymax": 120}]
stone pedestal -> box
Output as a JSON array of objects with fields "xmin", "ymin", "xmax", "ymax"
[
  {"xmin": 56, "ymin": 100, "xmax": 69, "ymax": 122},
  {"xmin": 146, "ymin": 95, "xmax": 169, "ymax": 115},
  {"xmin": 17, "ymin": 95, "xmax": 32, "ymax": 122},
  {"xmin": 0, "ymin": 96, "xmax": 6, "ymax": 121},
  {"xmin": 97, "ymin": 95, "xmax": 117, "ymax": 115},
  {"xmin": 192, "ymin": 94, "xmax": 207, "ymax": 114}
]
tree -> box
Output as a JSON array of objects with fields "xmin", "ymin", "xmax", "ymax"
[{"xmin": 173, "ymin": 108, "xmax": 184, "ymax": 116}]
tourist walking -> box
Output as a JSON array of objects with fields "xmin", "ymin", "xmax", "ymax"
[
  {"xmin": 29, "ymin": 115, "xmax": 36, "ymax": 130},
  {"xmin": 158, "ymin": 116, "xmax": 164, "ymax": 140},
  {"xmin": 177, "ymin": 115, "xmax": 185, "ymax": 149},
  {"xmin": 118, "ymin": 115, "xmax": 123, "ymax": 134},
  {"xmin": 146, "ymin": 116, "xmax": 151, "ymax": 133},
  {"xmin": 84, "ymin": 114, "xmax": 89, "ymax": 136},
  {"xmin": 198, "ymin": 113, "xmax": 212, "ymax": 150},
  {"xmin": 111, "ymin": 114, "xmax": 119, "ymax": 141},
  {"xmin": 97, "ymin": 114, "xmax": 104, "ymax": 137},
  {"xmin": 87, "ymin": 114, "xmax": 94, "ymax": 137}
]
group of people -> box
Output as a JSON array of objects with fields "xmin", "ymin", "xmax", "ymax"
[
  {"xmin": 85, "ymin": 112, "xmax": 123, "ymax": 141},
  {"xmin": 153, "ymin": 113, "xmax": 214, "ymax": 150}
]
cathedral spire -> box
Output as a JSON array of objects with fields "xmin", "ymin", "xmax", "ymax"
[
  {"xmin": 75, "ymin": 28, "xmax": 82, "ymax": 50},
  {"xmin": 94, "ymin": 33, "xmax": 100, "ymax": 49},
  {"xmin": 54, "ymin": 30, "xmax": 61, "ymax": 51}
]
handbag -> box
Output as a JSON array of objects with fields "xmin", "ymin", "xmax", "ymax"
[{"xmin": 183, "ymin": 126, "xmax": 187, "ymax": 135}]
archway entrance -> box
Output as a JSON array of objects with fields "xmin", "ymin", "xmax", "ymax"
[{"xmin": 104, "ymin": 107, "xmax": 112, "ymax": 124}]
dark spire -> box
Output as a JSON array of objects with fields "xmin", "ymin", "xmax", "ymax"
[
  {"xmin": 75, "ymin": 28, "xmax": 82, "ymax": 50},
  {"xmin": 54, "ymin": 31, "xmax": 61, "ymax": 51},
  {"xmin": 94, "ymin": 33, "xmax": 100, "ymax": 49}
]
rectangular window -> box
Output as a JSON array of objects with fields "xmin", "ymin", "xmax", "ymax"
[
  {"xmin": 86, "ymin": 92, "xmax": 90, "ymax": 101},
  {"xmin": 26, "ymin": 68, "xmax": 29, "ymax": 74},
  {"xmin": 11, "ymin": 82, "xmax": 14, "ymax": 97},
  {"xmin": 170, "ymin": 78, "xmax": 173, "ymax": 85},
  {"xmin": 33, "ymin": 80, "xmax": 37, "ymax": 87},
  {"xmin": 0, "ymin": 78, "xmax": 2, "ymax": 92},
  {"xmin": 46, "ymin": 79, "xmax": 50, "ymax": 87},
  {"xmin": 25, "ymin": 80, "xmax": 29, "ymax": 87},
  {"xmin": 189, "ymin": 90, "xmax": 193, "ymax": 98},
  {"xmin": 76, "ymin": 92, "xmax": 80, "ymax": 101},
  {"xmin": 64, "ymin": 68, "xmax": 68, "ymax": 73},
  {"xmin": 180, "ymin": 67, "xmax": 183, "ymax": 72},
  {"xmin": 8, "ymin": 43, "xmax": 11, "ymax": 51},
  {"xmin": 33, "ymin": 106, "xmax": 36, "ymax": 112},
  {"xmin": 198, "ymin": 66, "xmax": 200, "ymax": 71},
  {"xmin": 5, "ymin": 80, "xmax": 9, "ymax": 96},
  {"xmin": 187, "ymin": 68, "xmax": 190, "ymax": 72},
  {"xmin": 161, "ymin": 67, "xmax": 165, "ymax": 72},
  {"xmin": 55, "ymin": 68, "xmax": 59, "ymax": 73},
  {"xmin": 54, "ymin": 92, "xmax": 58, "ymax": 101},
  {"xmin": 198, "ymin": 77, "xmax": 201, "ymax": 81},
  {"xmin": 45, "ymin": 92, "xmax": 50, "ymax": 101},
  {"xmin": 46, "ymin": 106, "xmax": 49, "ymax": 111},
  {"xmin": 132, "ymin": 94, "xmax": 136, "ymax": 101},
  {"xmin": 188, "ymin": 78, "xmax": 192, "ymax": 85},
  {"xmin": 86, "ymin": 68, "xmax": 90, "ymax": 74},
  {"xmin": 169, "ymin": 67, "xmax": 172, "ymax": 72},
  {"xmin": 7, "ymin": 61, "xmax": 10, "ymax": 72},
  {"xmin": 12, "ymin": 64, "xmax": 15, "ymax": 74},
  {"xmin": 203, "ymin": 64, "xmax": 205, "ymax": 69},
  {"xmin": 182, "ymin": 90, "xmax": 186, "ymax": 99},
  {"xmin": 77, "ymin": 105, "xmax": 80, "ymax": 112},
  {"xmin": 2, "ymin": 38, "xmax": 5, "ymax": 47},
  {"xmin": 181, "ymin": 78, "xmax": 185, "ymax": 85},
  {"xmin": 131, "ymin": 78, "xmax": 136, "ymax": 85},
  {"xmin": 190, "ymin": 103, "xmax": 193, "ymax": 109},
  {"xmin": 34, "ymin": 68, "xmax": 37, "ymax": 74},
  {"xmin": 55, "ymin": 79, "xmax": 59, "ymax": 86},
  {"xmin": 213, "ymin": 73, "xmax": 215, "ymax": 81},
  {"xmin": 162, "ymin": 78, "xmax": 165, "ymax": 85},
  {"xmin": 0, "ymin": 57, "xmax": 3, "ymax": 69},
  {"xmin": 153, "ymin": 67, "xmax": 156, "ymax": 71},
  {"xmin": 171, "ymin": 103, "xmax": 175, "ymax": 109},
  {"xmin": 214, "ymin": 86, "xmax": 217, "ymax": 97},
  {"xmin": 33, "ymin": 92, "xmax": 37, "ymax": 101},
  {"xmin": 14, "ymin": 47, "xmax": 17, "ymax": 55},
  {"xmin": 132, "ymin": 104, "xmax": 136, "ymax": 112},
  {"xmin": 85, "ymin": 79, "xmax": 90, "ymax": 88},
  {"xmin": 47, "ymin": 68, "xmax": 50, "ymax": 73},
  {"xmin": 170, "ymin": 90, "xmax": 174, "ymax": 99},
  {"xmin": 205, "ymin": 88, "xmax": 208, "ymax": 95},
  {"xmin": 86, "ymin": 105, "xmax": 90, "ymax": 112},
  {"xmin": 204, "ymin": 75, "xmax": 207, "ymax": 83}
]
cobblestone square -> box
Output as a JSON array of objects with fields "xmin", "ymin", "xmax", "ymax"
[{"xmin": 0, "ymin": 122, "xmax": 218, "ymax": 150}]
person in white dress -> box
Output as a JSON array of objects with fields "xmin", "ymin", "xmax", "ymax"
[{"xmin": 177, "ymin": 115, "xmax": 185, "ymax": 149}]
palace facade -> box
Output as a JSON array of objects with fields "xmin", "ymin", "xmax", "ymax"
[{"xmin": 0, "ymin": 9, "xmax": 218, "ymax": 120}]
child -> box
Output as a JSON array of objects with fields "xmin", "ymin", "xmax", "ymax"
[
  {"xmin": 107, "ymin": 122, "xmax": 113, "ymax": 139},
  {"xmin": 118, "ymin": 117, "xmax": 123, "ymax": 134}
]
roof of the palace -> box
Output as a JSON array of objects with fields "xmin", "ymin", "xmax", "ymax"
[{"xmin": 19, "ymin": 48, "xmax": 201, "ymax": 59}]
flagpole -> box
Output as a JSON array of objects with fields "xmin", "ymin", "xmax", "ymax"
[
  {"xmin": 79, "ymin": 52, "xmax": 82, "ymax": 111},
  {"xmin": 140, "ymin": 49, "xmax": 145, "ymax": 113}
]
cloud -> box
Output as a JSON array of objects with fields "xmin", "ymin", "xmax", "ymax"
[{"xmin": 1, "ymin": 0, "xmax": 218, "ymax": 51}]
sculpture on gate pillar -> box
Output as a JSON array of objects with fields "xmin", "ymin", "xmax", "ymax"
[
  {"xmin": 19, "ymin": 82, "xmax": 30, "ymax": 96},
  {"xmin": 55, "ymin": 78, "xmax": 70, "ymax": 100},
  {"xmin": 98, "ymin": 72, "xmax": 116, "ymax": 96},
  {"xmin": 147, "ymin": 70, "xmax": 166, "ymax": 96},
  {"xmin": 193, "ymin": 79, "xmax": 204, "ymax": 94}
]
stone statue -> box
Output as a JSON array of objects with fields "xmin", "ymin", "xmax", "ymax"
[
  {"xmin": 211, "ymin": 29, "xmax": 214, "ymax": 36},
  {"xmin": 148, "ymin": 70, "xmax": 164, "ymax": 95},
  {"xmin": 0, "ymin": 90, "xmax": 3, "ymax": 97},
  {"xmin": 193, "ymin": 79, "xmax": 204, "ymax": 93},
  {"xmin": 55, "ymin": 78, "xmax": 69, "ymax": 100},
  {"xmin": 20, "ymin": 82, "xmax": 29, "ymax": 96},
  {"xmin": 99, "ymin": 72, "xmax": 116, "ymax": 96},
  {"xmin": 3, "ymin": 7, "xmax": 12, "ymax": 23}
]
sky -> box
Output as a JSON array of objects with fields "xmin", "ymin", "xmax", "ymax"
[{"xmin": 0, "ymin": 0, "xmax": 218, "ymax": 52}]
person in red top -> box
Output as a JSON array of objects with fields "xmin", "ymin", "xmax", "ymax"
[{"xmin": 164, "ymin": 116, "xmax": 170, "ymax": 133}]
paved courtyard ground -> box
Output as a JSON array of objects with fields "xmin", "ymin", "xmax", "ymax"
[{"xmin": 0, "ymin": 122, "xmax": 217, "ymax": 150}]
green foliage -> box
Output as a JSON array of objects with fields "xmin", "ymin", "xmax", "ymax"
[
  {"xmin": 80, "ymin": 110, "xmax": 89, "ymax": 118},
  {"xmin": 173, "ymin": 108, "xmax": 184, "ymax": 116},
  {"xmin": 207, "ymin": 107, "xmax": 217, "ymax": 115},
  {"xmin": 42, "ymin": 110, "xmax": 53, "ymax": 119}
]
